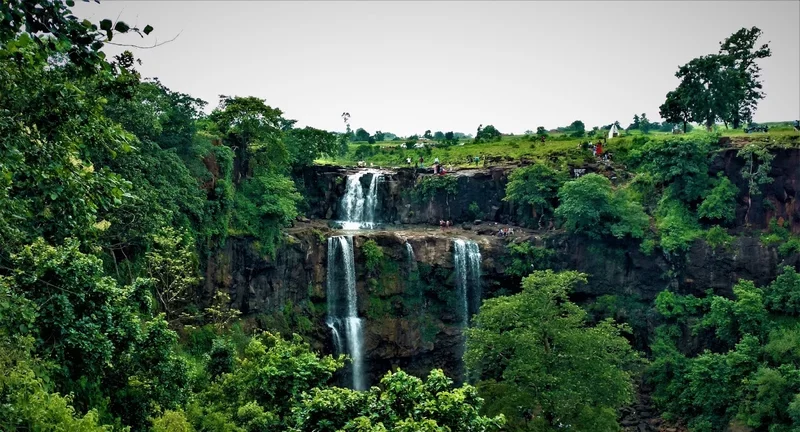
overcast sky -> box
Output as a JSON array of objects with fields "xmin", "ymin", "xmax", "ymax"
[{"xmin": 73, "ymin": 1, "xmax": 800, "ymax": 136}]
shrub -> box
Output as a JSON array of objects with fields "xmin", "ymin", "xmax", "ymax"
[
  {"xmin": 555, "ymin": 174, "xmax": 649, "ymax": 240},
  {"xmin": 362, "ymin": 239, "xmax": 384, "ymax": 274},
  {"xmin": 698, "ymin": 174, "xmax": 739, "ymax": 224},
  {"xmin": 655, "ymin": 199, "xmax": 701, "ymax": 256},
  {"xmin": 703, "ymin": 225, "xmax": 734, "ymax": 250}
]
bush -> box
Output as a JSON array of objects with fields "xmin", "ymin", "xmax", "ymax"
[
  {"xmin": 655, "ymin": 199, "xmax": 701, "ymax": 256},
  {"xmin": 555, "ymin": 174, "xmax": 649, "ymax": 240},
  {"xmin": 698, "ymin": 174, "xmax": 739, "ymax": 224},
  {"xmin": 362, "ymin": 239, "xmax": 384, "ymax": 274},
  {"xmin": 703, "ymin": 225, "xmax": 734, "ymax": 250},
  {"xmin": 627, "ymin": 136, "xmax": 715, "ymax": 203}
]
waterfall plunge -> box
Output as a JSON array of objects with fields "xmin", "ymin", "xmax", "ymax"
[
  {"xmin": 326, "ymin": 236, "xmax": 366, "ymax": 390},
  {"xmin": 339, "ymin": 171, "xmax": 382, "ymax": 230},
  {"xmin": 453, "ymin": 239, "xmax": 482, "ymax": 325}
]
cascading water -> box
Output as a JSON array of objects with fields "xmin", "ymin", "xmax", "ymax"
[
  {"xmin": 453, "ymin": 239, "xmax": 482, "ymax": 324},
  {"xmin": 405, "ymin": 241, "xmax": 417, "ymax": 271},
  {"xmin": 339, "ymin": 171, "xmax": 382, "ymax": 230},
  {"xmin": 325, "ymin": 236, "xmax": 366, "ymax": 390}
]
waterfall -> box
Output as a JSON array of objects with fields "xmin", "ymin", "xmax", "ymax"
[
  {"xmin": 325, "ymin": 236, "xmax": 366, "ymax": 390},
  {"xmin": 453, "ymin": 239, "xmax": 482, "ymax": 324},
  {"xmin": 339, "ymin": 171, "xmax": 382, "ymax": 230},
  {"xmin": 405, "ymin": 241, "xmax": 416, "ymax": 270}
]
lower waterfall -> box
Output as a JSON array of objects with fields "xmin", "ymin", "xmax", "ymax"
[
  {"xmin": 453, "ymin": 239, "xmax": 482, "ymax": 324},
  {"xmin": 325, "ymin": 236, "xmax": 366, "ymax": 390}
]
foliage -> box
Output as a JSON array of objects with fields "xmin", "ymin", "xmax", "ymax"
[
  {"xmin": 697, "ymin": 174, "xmax": 739, "ymax": 224},
  {"xmin": 230, "ymin": 172, "xmax": 301, "ymax": 256},
  {"xmin": 285, "ymin": 127, "xmax": 339, "ymax": 168},
  {"xmin": 475, "ymin": 124, "xmax": 502, "ymax": 143},
  {"xmin": 412, "ymin": 175, "xmax": 459, "ymax": 203},
  {"xmin": 627, "ymin": 136, "xmax": 713, "ymax": 203},
  {"xmin": 659, "ymin": 27, "xmax": 771, "ymax": 130},
  {"xmin": 655, "ymin": 198, "xmax": 702, "ymax": 256},
  {"xmin": 738, "ymin": 144, "xmax": 774, "ymax": 225},
  {"xmin": 362, "ymin": 239, "xmax": 385, "ymax": 274},
  {"xmin": 555, "ymin": 174, "xmax": 649, "ymax": 240},
  {"xmin": 649, "ymin": 270, "xmax": 800, "ymax": 431},
  {"xmin": 565, "ymin": 120, "xmax": 586, "ymax": 138},
  {"xmin": 292, "ymin": 369, "xmax": 505, "ymax": 432},
  {"xmin": 502, "ymin": 241, "xmax": 555, "ymax": 278},
  {"xmin": 466, "ymin": 270, "xmax": 642, "ymax": 431},
  {"xmin": 703, "ymin": 225, "xmax": 734, "ymax": 250},
  {"xmin": 146, "ymin": 226, "xmax": 202, "ymax": 322},
  {"xmin": 504, "ymin": 163, "xmax": 566, "ymax": 227},
  {"xmin": 355, "ymin": 128, "xmax": 371, "ymax": 142}
]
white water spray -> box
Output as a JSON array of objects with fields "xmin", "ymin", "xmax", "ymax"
[
  {"xmin": 339, "ymin": 171, "xmax": 382, "ymax": 230},
  {"xmin": 326, "ymin": 236, "xmax": 366, "ymax": 390}
]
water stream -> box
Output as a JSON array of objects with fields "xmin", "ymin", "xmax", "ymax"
[
  {"xmin": 325, "ymin": 236, "xmax": 366, "ymax": 390},
  {"xmin": 453, "ymin": 239, "xmax": 482, "ymax": 324},
  {"xmin": 339, "ymin": 171, "xmax": 382, "ymax": 230}
]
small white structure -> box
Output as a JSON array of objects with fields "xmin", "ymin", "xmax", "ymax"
[{"xmin": 608, "ymin": 124, "xmax": 620, "ymax": 139}]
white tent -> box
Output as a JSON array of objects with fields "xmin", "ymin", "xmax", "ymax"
[{"xmin": 608, "ymin": 124, "xmax": 620, "ymax": 139}]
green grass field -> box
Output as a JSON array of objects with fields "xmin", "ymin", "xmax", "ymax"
[{"xmin": 316, "ymin": 122, "xmax": 800, "ymax": 169}]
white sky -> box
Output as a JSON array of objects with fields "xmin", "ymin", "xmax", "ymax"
[{"xmin": 73, "ymin": 1, "xmax": 800, "ymax": 136}]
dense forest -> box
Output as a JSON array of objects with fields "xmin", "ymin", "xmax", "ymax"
[{"xmin": 2, "ymin": 1, "xmax": 800, "ymax": 432}]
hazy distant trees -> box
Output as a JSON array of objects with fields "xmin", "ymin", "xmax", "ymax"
[
  {"xmin": 474, "ymin": 124, "xmax": 502, "ymax": 143},
  {"xmin": 639, "ymin": 113, "xmax": 652, "ymax": 134},
  {"xmin": 354, "ymin": 128, "xmax": 370, "ymax": 142},
  {"xmin": 424, "ymin": 130, "xmax": 433, "ymax": 140},
  {"xmin": 374, "ymin": 130, "xmax": 385, "ymax": 142},
  {"xmin": 433, "ymin": 131, "xmax": 445, "ymax": 141},
  {"xmin": 566, "ymin": 120, "xmax": 585, "ymax": 138},
  {"xmin": 628, "ymin": 114, "xmax": 640, "ymax": 131},
  {"xmin": 659, "ymin": 27, "xmax": 771, "ymax": 130}
]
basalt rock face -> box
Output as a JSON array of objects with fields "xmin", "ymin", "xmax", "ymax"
[
  {"xmin": 299, "ymin": 147, "xmax": 800, "ymax": 232},
  {"xmin": 297, "ymin": 166, "xmax": 517, "ymax": 225},
  {"xmin": 204, "ymin": 227, "xmax": 510, "ymax": 385},
  {"xmin": 204, "ymin": 222, "xmax": 789, "ymax": 384},
  {"xmin": 711, "ymin": 148, "xmax": 800, "ymax": 233}
]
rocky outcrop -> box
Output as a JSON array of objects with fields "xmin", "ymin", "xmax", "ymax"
[
  {"xmin": 297, "ymin": 147, "xmax": 800, "ymax": 232},
  {"xmin": 203, "ymin": 222, "xmax": 790, "ymax": 385},
  {"xmin": 298, "ymin": 166, "xmax": 517, "ymax": 225},
  {"xmin": 711, "ymin": 148, "xmax": 800, "ymax": 232}
]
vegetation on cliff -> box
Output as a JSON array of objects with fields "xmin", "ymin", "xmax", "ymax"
[{"xmin": 2, "ymin": 1, "xmax": 800, "ymax": 432}]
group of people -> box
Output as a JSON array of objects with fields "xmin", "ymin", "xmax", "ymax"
[
  {"xmin": 587, "ymin": 141, "xmax": 612, "ymax": 162},
  {"xmin": 439, "ymin": 220, "xmax": 453, "ymax": 230},
  {"xmin": 496, "ymin": 226, "xmax": 515, "ymax": 238},
  {"xmin": 357, "ymin": 161, "xmax": 374, "ymax": 168}
]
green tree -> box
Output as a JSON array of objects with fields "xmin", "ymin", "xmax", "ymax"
[
  {"xmin": 433, "ymin": 131, "xmax": 445, "ymax": 141},
  {"xmin": 355, "ymin": 128, "xmax": 371, "ymax": 142},
  {"xmin": 424, "ymin": 129, "xmax": 433, "ymax": 140},
  {"xmin": 374, "ymin": 130, "xmax": 385, "ymax": 142},
  {"xmin": 661, "ymin": 27, "xmax": 771, "ymax": 131},
  {"xmin": 639, "ymin": 113, "xmax": 652, "ymax": 134},
  {"xmin": 555, "ymin": 174, "xmax": 649, "ymax": 240},
  {"xmin": 659, "ymin": 87, "xmax": 693, "ymax": 133},
  {"xmin": 466, "ymin": 270, "xmax": 641, "ymax": 431},
  {"xmin": 285, "ymin": 127, "xmax": 339, "ymax": 168},
  {"xmin": 627, "ymin": 136, "xmax": 713, "ymax": 203},
  {"xmin": 145, "ymin": 226, "xmax": 202, "ymax": 323},
  {"xmin": 718, "ymin": 27, "xmax": 772, "ymax": 129},
  {"xmin": 536, "ymin": 126, "xmax": 548, "ymax": 138},
  {"xmin": 475, "ymin": 124, "xmax": 502, "ymax": 143},
  {"xmin": 292, "ymin": 369, "xmax": 505, "ymax": 432},
  {"xmin": 567, "ymin": 120, "xmax": 585, "ymax": 138},
  {"xmin": 697, "ymin": 174, "xmax": 739, "ymax": 224},
  {"xmin": 504, "ymin": 163, "xmax": 566, "ymax": 228},
  {"xmin": 628, "ymin": 114, "xmax": 640, "ymax": 131},
  {"xmin": 444, "ymin": 131, "xmax": 457, "ymax": 146}
]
